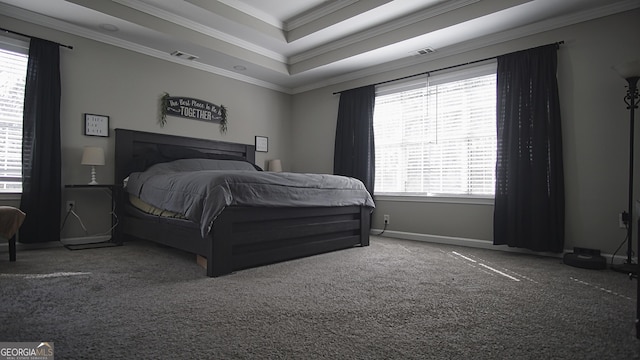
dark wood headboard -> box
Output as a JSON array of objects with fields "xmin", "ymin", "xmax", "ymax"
[{"xmin": 114, "ymin": 129, "xmax": 256, "ymax": 185}]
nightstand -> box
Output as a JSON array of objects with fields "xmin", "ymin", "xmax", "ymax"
[{"xmin": 63, "ymin": 184, "xmax": 121, "ymax": 250}]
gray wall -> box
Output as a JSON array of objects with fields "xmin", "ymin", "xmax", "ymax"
[
  {"xmin": 0, "ymin": 15, "xmax": 292, "ymax": 239},
  {"xmin": 2, "ymin": 9, "xmax": 639, "ymax": 256},
  {"xmin": 290, "ymin": 9, "xmax": 640, "ymax": 256}
]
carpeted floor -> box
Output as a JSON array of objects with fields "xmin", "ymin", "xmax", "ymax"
[{"xmin": 1, "ymin": 236, "xmax": 638, "ymax": 359}]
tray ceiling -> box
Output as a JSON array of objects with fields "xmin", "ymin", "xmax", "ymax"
[{"xmin": 0, "ymin": 0, "xmax": 637, "ymax": 93}]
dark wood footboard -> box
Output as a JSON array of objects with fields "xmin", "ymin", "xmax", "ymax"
[
  {"xmin": 117, "ymin": 204, "xmax": 370, "ymax": 277},
  {"xmin": 208, "ymin": 205, "xmax": 370, "ymax": 276}
]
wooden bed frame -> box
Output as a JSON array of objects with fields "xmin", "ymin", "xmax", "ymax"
[{"xmin": 114, "ymin": 129, "xmax": 370, "ymax": 277}]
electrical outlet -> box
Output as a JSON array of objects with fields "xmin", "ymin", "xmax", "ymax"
[
  {"xmin": 66, "ymin": 200, "xmax": 75, "ymax": 212},
  {"xmin": 384, "ymin": 214, "xmax": 390, "ymax": 224},
  {"xmin": 619, "ymin": 212, "xmax": 627, "ymax": 228}
]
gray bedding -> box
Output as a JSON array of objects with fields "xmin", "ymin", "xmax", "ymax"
[{"xmin": 125, "ymin": 158, "xmax": 375, "ymax": 237}]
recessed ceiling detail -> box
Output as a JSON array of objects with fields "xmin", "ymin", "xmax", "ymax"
[
  {"xmin": 171, "ymin": 50, "xmax": 199, "ymax": 61},
  {"xmin": 415, "ymin": 47, "xmax": 436, "ymax": 56},
  {"xmin": 99, "ymin": 23, "xmax": 119, "ymax": 32},
  {"xmin": 0, "ymin": 0, "xmax": 637, "ymax": 93}
]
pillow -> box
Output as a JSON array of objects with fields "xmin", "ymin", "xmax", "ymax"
[
  {"xmin": 128, "ymin": 144, "xmax": 263, "ymax": 174},
  {"xmin": 158, "ymin": 144, "xmax": 263, "ymax": 171},
  {"xmin": 149, "ymin": 158, "xmax": 258, "ymax": 172},
  {"xmin": 157, "ymin": 144, "xmax": 206, "ymax": 160}
]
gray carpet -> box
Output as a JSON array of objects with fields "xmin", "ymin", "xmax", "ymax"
[{"xmin": 1, "ymin": 236, "xmax": 638, "ymax": 359}]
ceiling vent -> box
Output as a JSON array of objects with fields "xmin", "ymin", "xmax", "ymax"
[
  {"xmin": 415, "ymin": 47, "xmax": 436, "ymax": 56},
  {"xmin": 170, "ymin": 50, "xmax": 198, "ymax": 61}
]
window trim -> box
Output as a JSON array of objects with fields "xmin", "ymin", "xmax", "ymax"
[
  {"xmin": 375, "ymin": 193, "xmax": 494, "ymax": 205},
  {"xmin": 0, "ymin": 192, "xmax": 21, "ymax": 201},
  {"xmin": 373, "ymin": 61, "xmax": 497, "ymax": 200},
  {"xmin": 0, "ymin": 35, "xmax": 29, "ymax": 195},
  {"xmin": 0, "ymin": 35, "xmax": 29, "ymax": 55},
  {"xmin": 376, "ymin": 62, "xmax": 496, "ymax": 95}
]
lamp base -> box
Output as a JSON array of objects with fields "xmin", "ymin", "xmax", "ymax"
[{"xmin": 88, "ymin": 165, "xmax": 99, "ymax": 185}]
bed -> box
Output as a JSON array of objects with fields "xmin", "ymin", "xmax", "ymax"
[{"xmin": 114, "ymin": 129, "xmax": 374, "ymax": 277}]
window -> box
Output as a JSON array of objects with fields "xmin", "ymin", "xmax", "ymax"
[
  {"xmin": 0, "ymin": 38, "xmax": 28, "ymax": 193},
  {"xmin": 374, "ymin": 63, "xmax": 496, "ymax": 198}
]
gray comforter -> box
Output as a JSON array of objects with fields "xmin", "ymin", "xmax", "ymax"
[{"xmin": 125, "ymin": 158, "xmax": 375, "ymax": 237}]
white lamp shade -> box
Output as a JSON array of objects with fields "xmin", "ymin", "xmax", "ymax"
[
  {"xmin": 268, "ymin": 159, "xmax": 282, "ymax": 172},
  {"xmin": 81, "ymin": 147, "xmax": 105, "ymax": 166},
  {"xmin": 613, "ymin": 59, "xmax": 640, "ymax": 79}
]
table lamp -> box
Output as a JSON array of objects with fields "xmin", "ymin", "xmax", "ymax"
[
  {"xmin": 268, "ymin": 159, "xmax": 282, "ymax": 172},
  {"xmin": 81, "ymin": 146, "xmax": 105, "ymax": 185}
]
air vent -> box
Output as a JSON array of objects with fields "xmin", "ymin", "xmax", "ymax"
[
  {"xmin": 170, "ymin": 50, "xmax": 199, "ymax": 61},
  {"xmin": 415, "ymin": 47, "xmax": 436, "ymax": 55}
]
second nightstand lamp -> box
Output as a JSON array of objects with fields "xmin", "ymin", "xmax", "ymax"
[
  {"xmin": 268, "ymin": 159, "xmax": 282, "ymax": 172},
  {"xmin": 81, "ymin": 146, "xmax": 105, "ymax": 185}
]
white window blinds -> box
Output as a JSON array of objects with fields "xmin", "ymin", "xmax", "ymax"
[
  {"xmin": 373, "ymin": 63, "xmax": 497, "ymax": 197},
  {"xmin": 0, "ymin": 42, "xmax": 28, "ymax": 193}
]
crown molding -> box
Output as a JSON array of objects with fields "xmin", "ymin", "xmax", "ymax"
[
  {"xmin": 0, "ymin": 3, "xmax": 291, "ymax": 93},
  {"xmin": 291, "ymin": 0, "xmax": 640, "ymax": 94},
  {"xmin": 2, "ymin": 0, "xmax": 638, "ymax": 96},
  {"xmin": 289, "ymin": 0, "xmax": 479, "ymax": 65},
  {"xmin": 284, "ymin": 0, "xmax": 359, "ymax": 31},
  {"xmin": 113, "ymin": 0, "xmax": 287, "ymax": 63},
  {"xmin": 217, "ymin": 0, "xmax": 284, "ymax": 29}
]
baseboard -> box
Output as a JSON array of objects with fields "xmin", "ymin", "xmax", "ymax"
[
  {"xmin": 0, "ymin": 236, "xmax": 113, "ymax": 255},
  {"xmin": 60, "ymin": 235, "xmax": 111, "ymax": 245},
  {"xmin": 370, "ymin": 229, "xmax": 635, "ymax": 264},
  {"xmin": 0, "ymin": 241, "xmax": 62, "ymax": 251}
]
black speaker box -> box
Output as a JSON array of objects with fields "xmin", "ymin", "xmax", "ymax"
[{"xmin": 563, "ymin": 247, "xmax": 606, "ymax": 270}]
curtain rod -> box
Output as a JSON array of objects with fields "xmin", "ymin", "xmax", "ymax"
[
  {"xmin": 0, "ymin": 27, "xmax": 73, "ymax": 50},
  {"xmin": 333, "ymin": 40, "xmax": 564, "ymax": 95}
]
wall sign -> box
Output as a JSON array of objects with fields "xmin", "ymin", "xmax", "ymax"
[
  {"xmin": 84, "ymin": 113, "xmax": 109, "ymax": 137},
  {"xmin": 160, "ymin": 93, "xmax": 227, "ymax": 133}
]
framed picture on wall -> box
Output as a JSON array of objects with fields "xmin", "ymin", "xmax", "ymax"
[
  {"xmin": 255, "ymin": 136, "xmax": 268, "ymax": 152},
  {"xmin": 84, "ymin": 113, "xmax": 109, "ymax": 137}
]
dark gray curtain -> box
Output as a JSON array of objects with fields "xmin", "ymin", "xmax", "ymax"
[
  {"xmin": 333, "ymin": 85, "xmax": 376, "ymax": 194},
  {"xmin": 19, "ymin": 38, "xmax": 62, "ymax": 243},
  {"xmin": 493, "ymin": 44, "xmax": 565, "ymax": 252}
]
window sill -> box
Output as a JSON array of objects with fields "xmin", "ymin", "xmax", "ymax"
[
  {"xmin": 0, "ymin": 193, "xmax": 22, "ymax": 201},
  {"xmin": 374, "ymin": 194, "xmax": 494, "ymax": 205}
]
